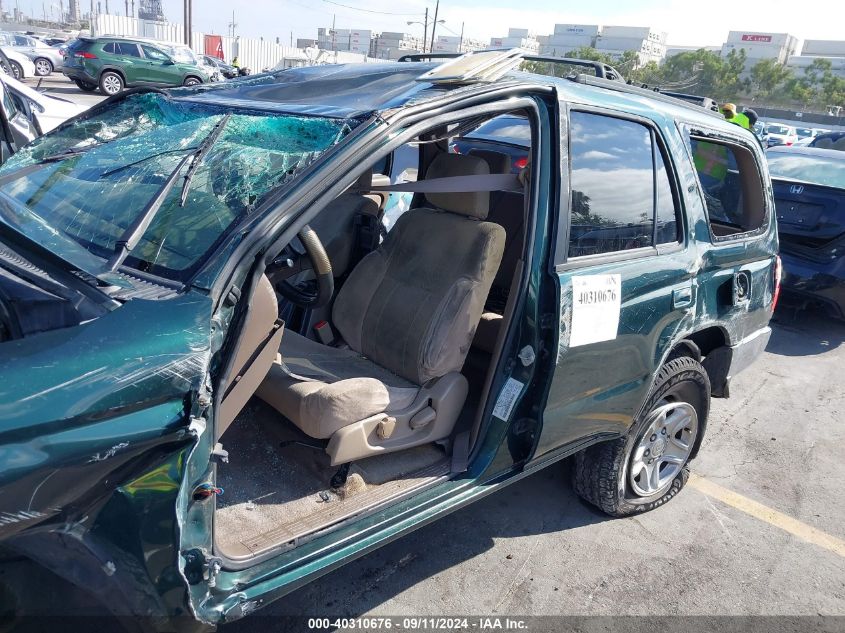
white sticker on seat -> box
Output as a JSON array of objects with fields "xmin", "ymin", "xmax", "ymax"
[
  {"xmin": 493, "ymin": 377, "xmax": 525, "ymax": 421},
  {"xmin": 570, "ymin": 274, "xmax": 621, "ymax": 347}
]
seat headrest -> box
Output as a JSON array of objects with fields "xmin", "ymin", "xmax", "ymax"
[
  {"xmin": 469, "ymin": 149, "xmax": 512, "ymax": 175},
  {"xmin": 424, "ymin": 153, "xmax": 490, "ymax": 219}
]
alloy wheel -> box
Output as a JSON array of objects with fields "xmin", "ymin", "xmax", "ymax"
[
  {"xmin": 628, "ymin": 401, "xmax": 698, "ymax": 497},
  {"xmin": 35, "ymin": 58, "xmax": 52, "ymax": 76},
  {"xmin": 101, "ymin": 73, "xmax": 122, "ymax": 95}
]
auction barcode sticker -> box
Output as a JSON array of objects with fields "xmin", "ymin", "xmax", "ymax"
[
  {"xmin": 569, "ymin": 274, "xmax": 621, "ymax": 347},
  {"xmin": 492, "ymin": 377, "xmax": 525, "ymax": 420}
]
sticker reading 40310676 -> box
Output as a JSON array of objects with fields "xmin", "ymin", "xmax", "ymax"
[{"xmin": 569, "ymin": 274, "xmax": 621, "ymax": 347}]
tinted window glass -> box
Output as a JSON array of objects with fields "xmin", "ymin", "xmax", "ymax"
[
  {"xmin": 691, "ymin": 138, "xmax": 767, "ymax": 237},
  {"xmin": 119, "ymin": 43, "xmax": 142, "ymax": 57},
  {"xmin": 568, "ymin": 112, "xmax": 655, "ymax": 257},
  {"xmin": 655, "ymin": 147, "xmax": 680, "ymax": 244},
  {"xmin": 13, "ymin": 35, "xmax": 31, "ymax": 46},
  {"xmin": 103, "ymin": 42, "xmax": 116, "ymax": 54},
  {"xmin": 1, "ymin": 85, "xmax": 17, "ymax": 120}
]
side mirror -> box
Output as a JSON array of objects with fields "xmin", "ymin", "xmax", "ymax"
[{"xmin": 164, "ymin": 59, "xmax": 175, "ymax": 65}]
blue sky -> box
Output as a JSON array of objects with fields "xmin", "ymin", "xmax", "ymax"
[{"xmin": 32, "ymin": 0, "xmax": 845, "ymax": 47}]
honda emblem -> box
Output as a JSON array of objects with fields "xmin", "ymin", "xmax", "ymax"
[{"xmin": 790, "ymin": 184, "xmax": 804, "ymax": 194}]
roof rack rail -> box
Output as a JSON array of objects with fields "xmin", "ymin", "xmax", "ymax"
[
  {"xmin": 399, "ymin": 51, "xmax": 624, "ymax": 82},
  {"xmin": 567, "ymin": 74, "xmax": 724, "ymax": 118}
]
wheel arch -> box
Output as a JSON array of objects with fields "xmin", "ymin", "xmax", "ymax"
[
  {"xmin": 99, "ymin": 66, "xmax": 127, "ymax": 83},
  {"xmin": 184, "ymin": 74, "xmax": 203, "ymax": 85},
  {"xmin": 675, "ymin": 326, "xmax": 731, "ymax": 398}
]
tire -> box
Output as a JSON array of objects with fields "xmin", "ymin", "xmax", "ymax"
[
  {"xmin": 74, "ymin": 79, "xmax": 97, "ymax": 92},
  {"xmin": 573, "ymin": 356, "xmax": 710, "ymax": 517},
  {"xmin": 183, "ymin": 76, "xmax": 201, "ymax": 87},
  {"xmin": 34, "ymin": 57, "xmax": 53, "ymax": 76},
  {"xmin": 98, "ymin": 70, "xmax": 124, "ymax": 95},
  {"xmin": 8, "ymin": 61, "xmax": 22, "ymax": 80}
]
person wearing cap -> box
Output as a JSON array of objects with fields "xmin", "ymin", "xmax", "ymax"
[{"xmin": 721, "ymin": 103, "xmax": 751, "ymax": 129}]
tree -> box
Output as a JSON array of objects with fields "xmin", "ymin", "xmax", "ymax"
[{"xmin": 749, "ymin": 58, "xmax": 792, "ymax": 102}]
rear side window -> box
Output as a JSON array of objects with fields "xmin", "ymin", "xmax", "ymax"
[
  {"xmin": 566, "ymin": 111, "xmax": 681, "ymax": 259},
  {"xmin": 118, "ymin": 43, "xmax": 142, "ymax": 57},
  {"xmin": 690, "ymin": 138, "xmax": 767, "ymax": 238}
]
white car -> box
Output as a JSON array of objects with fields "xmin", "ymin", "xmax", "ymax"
[
  {"xmin": 0, "ymin": 48, "xmax": 36, "ymax": 80},
  {"xmin": 764, "ymin": 123, "xmax": 798, "ymax": 147},
  {"xmin": 0, "ymin": 32, "xmax": 64, "ymax": 76},
  {"xmin": 1, "ymin": 72, "xmax": 86, "ymax": 132}
]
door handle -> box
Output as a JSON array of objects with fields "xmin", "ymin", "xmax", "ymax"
[{"xmin": 673, "ymin": 286, "xmax": 693, "ymax": 309}]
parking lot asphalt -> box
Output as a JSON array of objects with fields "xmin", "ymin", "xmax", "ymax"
[
  {"xmin": 25, "ymin": 78, "xmax": 845, "ymax": 626},
  {"xmin": 218, "ymin": 309, "xmax": 845, "ymax": 629},
  {"xmin": 30, "ymin": 72, "xmax": 107, "ymax": 109}
]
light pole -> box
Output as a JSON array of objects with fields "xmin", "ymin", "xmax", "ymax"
[
  {"xmin": 408, "ymin": 11, "xmax": 444, "ymax": 54},
  {"xmin": 429, "ymin": 0, "xmax": 439, "ymax": 55}
]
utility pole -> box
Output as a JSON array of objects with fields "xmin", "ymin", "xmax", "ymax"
[
  {"xmin": 422, "ymin": 7, "xmax": 428, "ymax": 54},
  {"xmin": 331, "ymin": 13, "xmax": 336, "ymax": 52},
  {"xmin": 228, "ymin": 10, "xmax": 236, "ymax": 38},
  {"xmin": 429, "ymin": 0, "xmax": 439, "ymax": 55},
  {"xmin": 459, "ymin": 21, "xmax": 464, "ymax": 53},
  {"xmin": 124, "ymin": 0, "xmax": 127, "ymax": 16},
  {"xmin": 183, "ymin": 0, "xmax": 191, "ymax": 47},
  {"xmin": 104, "ymin": 0, "xmax": 107, "ymax": 14}
]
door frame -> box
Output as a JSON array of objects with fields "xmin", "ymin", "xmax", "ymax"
[{"xmin": 178, "ymin": 86, "xmax": 561, "ymax": 622}]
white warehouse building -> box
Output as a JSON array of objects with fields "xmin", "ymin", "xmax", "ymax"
[
  {"xmin": 720, "ymin": 31, "xmax": 798, "ymax": 67},
  {"xmin": 539, "ymin": 24, "xmax": 599, "ymax": 58},
  {"xmin": 594, "ymin": 25, "xmax": 667, "ymax": 65},
  {"xmin": 489, "ymin": 28, "xmax": 540, "ymax": 53}
]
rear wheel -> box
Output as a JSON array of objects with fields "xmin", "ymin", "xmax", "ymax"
[
  {"xmin": 34, "ymin": 57, "xmax": 53, "ymax": 76},
  {"xmin": 8, "ymin": 61, "xmax": 22, "ymax": 80},
  {"xmin": 183, "ymin": 75, "xmax": 202, "ymax": 87},
  {"xmin": 98, "ymin": 70, "xmax": 124, "ymax": 95},
  {"xmin": 573, "ymin": 356, "xmax": 710, "ymax": 517},
  {"xmin": 74, "ymin": 78, "xmax": 98, "ymax": 92}
]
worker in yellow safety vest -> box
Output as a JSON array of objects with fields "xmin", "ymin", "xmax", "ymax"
[
  {"xmin": 693, "ymin": 140, "xmax": 729, "ymax": 182},
  {"xmin": 721, "ymin": 103, "xmax": 750, "ymax": 129}
]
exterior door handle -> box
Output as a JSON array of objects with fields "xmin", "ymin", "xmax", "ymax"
[{"xmin": 673, "ymin": 286, "xmax": 693, "ymax": 309}]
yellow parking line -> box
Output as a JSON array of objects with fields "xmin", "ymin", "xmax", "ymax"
[{"xmin": 688, "ymin": 474, "xmax": 845, "ymax": 558}]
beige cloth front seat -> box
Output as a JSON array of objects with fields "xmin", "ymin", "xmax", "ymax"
[{"xmin": 257, "ymin": 153, "xmax": 506, "ymax": 465}]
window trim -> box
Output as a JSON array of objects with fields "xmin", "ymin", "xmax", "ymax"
[
  {"xmin": 555, "ymin": 105, "xmax": 687, "ymax": 271},
  {"xmin": 684, "ymin": 125, "xmax": 771, "ymax": 245}
]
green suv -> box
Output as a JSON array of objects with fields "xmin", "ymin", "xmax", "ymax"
[
  {"xmin": 0, "ymin": 50, "xmax": 778, "ymax": 629},
  {"xmin": 62, "ymin": 36, "xmax": 210, "ymax": 95}
]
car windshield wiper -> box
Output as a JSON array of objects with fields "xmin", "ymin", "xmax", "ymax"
[
  {"xmin": 179, "ymin": 112, "xmax": 231, "ymax": 207},
  {"xmin": 103, "ymin": 114, "xmax": 231, "ymax": 273},
  {"xmin": 99, "ymin": 145, "xmax": 199, "ymax": 178},
  {"xmin": 0, "ymin": 143, "xmax": 109, "ymax": 188}
]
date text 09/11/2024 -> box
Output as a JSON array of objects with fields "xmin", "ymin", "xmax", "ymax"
[{"xmin": 306, "ymin": 617, "xmax": 530, "ymax": 630}]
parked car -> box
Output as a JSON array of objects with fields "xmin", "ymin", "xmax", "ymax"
[
  {"xmin": 0, "ymin": 50, "xmax": 777, "ymax": 628},
  {"xmin": 123, "ymin": 37, "xmax": 220, "ymax": 81},
  {"xmin": 0, "ymin": 69, "xmax": 40, "ymax": 163},
  {"xmin": 0, "ymin": 71, "xmax": 85, "ymax": 132},
  {"xmin": 62, "ymin": 36, "xmax": 210, "ymax": 95},
  {"xmin": 764, "ymin": 123, "xmax": 798, "ymax": 147},
  {"xmin": 809, "ymin": 131, "xmax": 845, "ymax": 151},
  {"xmin": 202, "ymin": 54, "xmax": 238, "ymax": 79},
  {"xmin": 0, "ymin": 47, "xmax": 36, "ymax": 80},
  {"xmin": 767, "ymin": 145, "xmax": 845, "ymax": 318},
  {"xmin": 0, "ymin": 32, "xmax": 63, "ymax": 76}
]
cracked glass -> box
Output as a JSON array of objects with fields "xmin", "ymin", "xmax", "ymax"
[{"xmin": 0, "ymin": 92, "xmax": 357, "ymax": 281}]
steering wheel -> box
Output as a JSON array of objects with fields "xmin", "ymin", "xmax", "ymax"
[{"xmin": 270, "ymin": 225, "xmax": 334, "ymax": 309}]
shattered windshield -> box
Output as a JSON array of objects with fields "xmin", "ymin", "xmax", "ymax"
[{"xmin": 0, "ymin": 92, "xmax": 356, "ymax": 281}]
